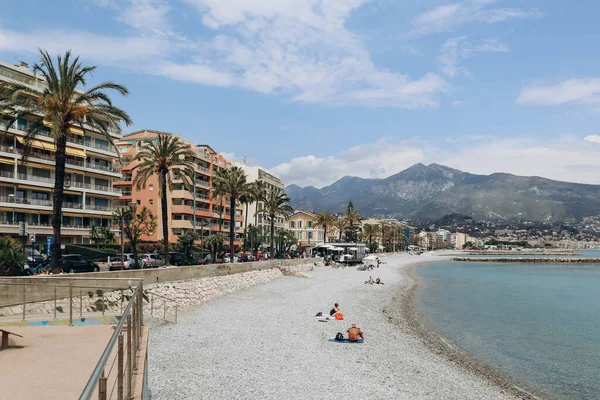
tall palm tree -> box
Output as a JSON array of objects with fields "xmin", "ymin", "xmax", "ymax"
[
  {"xmin": 344, "ymin": 201, "xmax": 363, "ymax": 242},
  {"xmin": 250, "ymin": 180, "xmax": 267, "ymax": 228},
  {"xmin": 314, "ymin": 211, "xmax": 336, "ymax": 243},
  {"xmin": 133, "ymin": 134, "xmax": 195, "ymax": 265},
  {"xmin": 0, "ymin": 50, "xmax": 132, "ymax": 269},
  {"xmin": 333, "ymin": 217, "xmax": 347, "ymax": 241},
  {"xmin": 212, "ymin": 166, "xmax": 248, "ymax": 262},
  {"xmin": 239, "ymin": 190, "xmax": 252, "ymax": 251},
  {"xmin": 260, "ymin": 189, "xmax": 294, "ymax": 258},
  {"xmin": 362, "ymin": 224, "xmax": 380, "ymax": 247}
]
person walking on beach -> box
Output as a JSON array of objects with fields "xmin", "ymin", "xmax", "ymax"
[
  {"xmin": 347, "ymin": 323, "xmax": 364, "ymax": 342},
  {"xmin": 330, "ymin": 303, "xmax": 340, "ymax": 316}
]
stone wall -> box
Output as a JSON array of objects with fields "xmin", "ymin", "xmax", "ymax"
[
  {"xmin": 0, "ymin": 258, "xmax": 313, "ymax": 307},
  {"xmin": 0, "ymin": 266, "xmax": 296, "ymax": 318}
]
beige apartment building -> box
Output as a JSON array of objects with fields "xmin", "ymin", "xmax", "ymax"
[
  {"xmin": 285, "ymin": 210, "xmax": 324, "ymax": 251},
  {"xmin": 115, "ymin": 130, "xmax": 244, "ymax": 247},
  {"xmin": 0, "ymin": 61, "xmax": 122, "ymax": 247}
]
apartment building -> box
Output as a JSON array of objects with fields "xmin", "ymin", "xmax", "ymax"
[
  {"xmin": 115, "ymin": 130, "xmax": 244, "ymax": 246},
  {"xmin": 0, "ymin": 61, "xmax": 122, "ymax": 245},
  {"xmin": 285, "ymin": 210, "xmax": 324, "ymax": 251},
  {"xmin": 232, "ymin": 163, "xmax": 286, "ymax": 232}
]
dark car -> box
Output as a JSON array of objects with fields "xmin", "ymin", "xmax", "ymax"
[
  {"xmin": 168, "ymin": 252, "xmax": 185, "ymax": 266},
  {"xmin": 60, "ymin": 254, "xmax": 100, "ymax": 273}
]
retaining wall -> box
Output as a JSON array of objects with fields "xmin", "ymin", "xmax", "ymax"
[{"xmin": 0, "ymin": 258, "xmax": 313, "ymax": 307}]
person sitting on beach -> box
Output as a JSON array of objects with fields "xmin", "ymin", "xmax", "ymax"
[
  {"xmin": 375, "ymin": 277, "xmax": 384, "ymax": 285},
  {"xmin": 330, "ymin": 303, "xmax": 340, "ymax": 316},
  {"xmin": 365, "ymin": 276, "xmax": 374, "ymax": 285},
  {"xmin": 347, "ymin": 323, "xmax": 364, "ymax": 342}
]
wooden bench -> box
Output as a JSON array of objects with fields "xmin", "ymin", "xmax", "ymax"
[{"xmin": 0, "ymin": 328, "xmax": 23, "ymax": 350}]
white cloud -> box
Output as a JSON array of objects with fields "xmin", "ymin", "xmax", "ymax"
[
  {"xmin": 273, "ymin": 136, "xmax": 600, "ymax": 188},
  {"xmin": 438, "ymin": 36, "xmax": 508, "ymax": 77},
  {"xmin": 152, "ymin": 61, "xmax": 234, "ymax": 86},
  {"xmin": 411, "ymin": 0, "xmax": 542, "ymax": 35},
  {"xmin": 517, "ymin": 78, "xmax": 600, "ymax": 106},
  {"xmin": 91, "ymin": 0, "xmax": 172, "ymax": 34},
  {"xmin": 583, "ymin": 135, "xmax": 600, "ymax": 143}
]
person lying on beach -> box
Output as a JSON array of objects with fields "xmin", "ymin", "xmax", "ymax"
[
  {"xmin": 375, "ymin": 277, "xmax": 384, "ymax": 285},
  {"xmin": 330, "ymin": 303, "xmax": 340, "ymax": 316},
  {"xmin": 365, "ymin": 276, "xmax": 374, "ymax": 284},
  {"xmin": 347, "ymin": 323, "xmax": 364, "ymax": 342}
]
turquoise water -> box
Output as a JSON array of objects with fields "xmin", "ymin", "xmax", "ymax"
[{"xmin": 415, "ymin": 260, "xmax": 600, "ymax": 399}]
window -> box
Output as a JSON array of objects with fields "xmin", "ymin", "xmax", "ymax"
[
  {"xmin": 298, "ymin": 221, "xmax": 302, "ymax": 228},
  {"xmin": 32, "ymin": 192, "xmax": 49, "ymax": 200},
  {"xmin": 290, "ymin": 221, "xmax": 296, "ymax": 228},
  {"xmin": 298, "ymin": 232, "xmax": 303, "ymax": 240},
  {"xmin": 137, "ymin": 200, "xmax": 141, "ymax": 205},
  {"xmin": 149, "ymin": 184, "xmax": 154, "ymax": 191},
  {"xmin": 149, "ymin": 199, "xmax": 153, "ymax": 205},
  {"xmin": 308, "ymin": 221, "xmax": 312, "ymax": 228}
]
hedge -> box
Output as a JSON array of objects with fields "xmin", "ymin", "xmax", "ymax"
[{"xmin": 64, "ymin": 245, "xmax": 118, "ymax": 261}]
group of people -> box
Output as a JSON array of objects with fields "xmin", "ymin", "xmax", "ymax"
[
  {"xmin": 365, "ymin": 276, "xmax": 384, "ymax": 285},
  {"xmin": 330, "ymin": 303, "xmax": 365, "ymax": 342}
]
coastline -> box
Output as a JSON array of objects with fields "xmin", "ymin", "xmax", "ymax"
[{"xmin": 393, "ymin": 261, "xmax": 544, "ymax": 400}]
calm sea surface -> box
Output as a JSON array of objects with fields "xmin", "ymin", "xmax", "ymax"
[{"xmin": 415, "ymin": 251, "xmax": 600, "ymax": 399}]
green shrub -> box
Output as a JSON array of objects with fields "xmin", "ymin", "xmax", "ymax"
[
  {"xmin": 56, "ymin": 306, "xmax": 63, "ymax": 313},
  {"xmin": 94, "ymin": 299, "xmax": 107, "ymax": 312},
  {"xmin": 64, "ymin": 244, "xmax": 117, "ymax": 261},
  {"xmin": 87, "ymin": 291, "xmax": 94, "ymax": 298},
  {"xmin": 96, "ymin": 289, "xmax": 104, "ymax": 297}
]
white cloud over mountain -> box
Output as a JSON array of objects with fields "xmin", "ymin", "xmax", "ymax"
[
  {"xmin": 271, "ymin": 135, "xmax": 600, "ymax": 188},
  {"xmin": 517, "ymin": 78, "xmax": 600, "ymax": 106}
]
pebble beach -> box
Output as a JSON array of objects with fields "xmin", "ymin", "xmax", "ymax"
[{"xmin": 148, "ymin": 253, "xmax": 524, "ymax": 399}]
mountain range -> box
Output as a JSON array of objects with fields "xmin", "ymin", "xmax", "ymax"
[{"xmin": 285, "ymin": 163, "xmax": 600, "ymax": 223}]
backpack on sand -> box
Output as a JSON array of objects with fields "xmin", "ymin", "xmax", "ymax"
[
  {"xmin": 335, "ymin": 332, "xmax": 344, "ymax": 341},
  {"xmin": 316, "ymin": 312, "xmax": 323, "ymax": 317}
]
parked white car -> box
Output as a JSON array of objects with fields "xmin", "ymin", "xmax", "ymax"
[{"xmin": 141, "ymin": 253, "xmax": 165, "ymax": 268}]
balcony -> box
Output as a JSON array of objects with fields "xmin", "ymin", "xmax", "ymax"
[
  {"xmin": 196, "ymin": 193, "xmax": 210, "ymax": 200},
  {"xmin": 86, "ymin": 162, "xmax": 120, "ymax": 174},
  {"xmin": 0, "ymin": 170, "xmax": 14, "ymax": 179},
  {"xmin": 0, "ymin": 196, "xmax": 52, "ymax": 207},
  {"xmin": 172, "ymin": 219, "xmax": 193, "ymax": 229},
  {"xmin": 94, "ymin": 185, "xmax": 122, "ymax": 194},
  {"xmin": 196, "ymin": 180, "xmax": 210, "ymax": 188},
  {"xmin": 18, "ymin": 173, "xmax": 53, "ymax": 184},
  {"xmin": 196, "ymin": 165, "xmax": 210, "ymax": 175},
  {"xmin": 86, "ymin": 204, "xmax": 112, "ymax": 212}
]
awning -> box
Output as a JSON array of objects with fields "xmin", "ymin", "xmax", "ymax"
[
  {"xmin": 0, "ymin": 157, "xmax": 15, "ymax": 165},
  {"xmin": 67, "ymin": 126, "xmax": 84, "ymax": 136},
  {"xmin": 16, "ymin": 136, "xmax": 55, "ymax": 151},
  {"xmin": 66, "ymin": 146, "xmax": 86, "ymax": 158},
  {"xmin": 348, "ymin": 247, "xmax": 358, "ymax": 251}
]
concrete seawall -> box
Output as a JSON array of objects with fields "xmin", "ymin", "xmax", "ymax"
[{"xmin": 0, "ymin": 258, "xmax": 317, "ymax": 307}]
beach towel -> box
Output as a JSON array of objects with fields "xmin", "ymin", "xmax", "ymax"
[
  {"xmin": 334, "ymin": 312, "xmax": 344, "ymax": 320},
  {"xmin": 328, "ymin": 338, "xmax": 363, "ymax": 343}
]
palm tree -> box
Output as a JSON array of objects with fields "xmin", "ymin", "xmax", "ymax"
[
  {"xmin": 362, "ymin": 223, "xmax": 380, "ymax": 249},
  {"xmin": 212, "ymin": 166, "xmax": 249, "ymax": 263},
  {"xmin": 314, "ymin": 211, "xmax": 336, "ymax": 243},
  {"xmin": 250, "ymin": 181, "xmax": 267, "ymax": 228},
  {"xmin": 0, "ymin": 237, "xmax": 27, "ymax": 276},
  {"xmin": 239, "ymin": 190, "xmax": 252, "ymax": 252},
  {"xmin": 333, "ymin": 217, "xmax": 347, "ymax": 241},
  {"xmin": 344, "ymin": 201, "xmax": 363, "ymax": 242},
  {"xmin": 260, "ymin": 189, "xmax": 294, "ymax": 258},
  {"xmin": 0, "ymin": 50, "xmax": 132, "ymax": 270},
  {"xmin": 133, "ymin": 134, "xmax": 195, "ymax": 265}
]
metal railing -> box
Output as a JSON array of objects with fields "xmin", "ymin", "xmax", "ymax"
[{"xmin": 149, "ymin": 292, "xmax": 178, "ymax": 323}]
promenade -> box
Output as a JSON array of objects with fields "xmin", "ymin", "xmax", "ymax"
[{"xmin": 149, "ymin": 254, "xmax": 518, "ymax": 399}]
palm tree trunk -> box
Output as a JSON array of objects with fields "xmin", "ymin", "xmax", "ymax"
[
  {"xmin": 161, "ymin": 170, "xmax": 170, "ymax": 266},
  {"xmin": 51, "ymin": 135, "xmax": 67, "ymax": 270},
  {"xmin": 229, "ymin": 197, "xmax": 235, "ymax": 263},
  {"xmin": 270, "ymin": 214, "xmax": 275, "ymax": 259},
  {"xmin": 244, "ymin": 202, "xmax": 249, "ymax": 252},
  {"xmin": 324, "ymin": 226, "xmax": 327, "ymax": 243}
]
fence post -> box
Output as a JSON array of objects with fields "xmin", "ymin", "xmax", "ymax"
[
  {"xmin": 98, "ymin": 369, "xmax": 107, "ymax": 400},
  {"xmin": 22, "ymin": 285, "xmax": 26, "ymax": 321},
  {"xmin": 53, "ymin": 287, "xmax": 57, "ymax": 320},
  {"xmin": 127, "ymin": 314, "xmax": 132, "ymax": 399},
  {"xmin": 69, "ymin": 280, "xmax": 73, "ymax": 326},
  {"xmin": 118, "ymin": 333, "xmax": 124, "ymax": 400}
]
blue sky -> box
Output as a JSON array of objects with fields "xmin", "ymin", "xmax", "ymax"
[{"xmin": 2, "ymin": 0, "xmax": 600, "ymax": 187}]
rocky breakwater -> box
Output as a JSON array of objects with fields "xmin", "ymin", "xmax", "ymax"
[{"xmin": 454, "ymin": 257, "xmax": 600, "ymax": 263}]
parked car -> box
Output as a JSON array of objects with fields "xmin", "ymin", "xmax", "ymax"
[
  {"xmin": 168, "ymin": 252, "xmax": 185, "ymax": 266},
  {"xmin": 121, "ymin": 253, "xmax": 143, "ymax": 269},
  {"xmin": 60, "ymin": 254, "xmax": 100, "ymax": 273},
  {"xmin": 240, "ymin": 254, "xmax": 256, "ymax": 262},
  {"xmin": 142, "ymin": 253, "xmax": 165, "ymax": 268},
  {"xmin": 223, "ymin": 253, "xmax": 239, "ymax": 263},
  {"xmin": 108, "ymin": 256, "xmax": 126, "ymax": 271},
  {"xmin": 25, "ymin": 248, "xmax": 45, "ymax": 266}
]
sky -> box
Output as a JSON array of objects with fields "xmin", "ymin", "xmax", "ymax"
[{"xmin": 1, "ymin": 0, "xmax": 600, "ymax": 188}]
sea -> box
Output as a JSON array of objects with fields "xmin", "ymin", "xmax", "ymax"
[{"xmin": 415, "ymin": 250, "xmax": 600, "ymax": 399}]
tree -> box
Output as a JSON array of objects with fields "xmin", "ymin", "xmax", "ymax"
[
  {"xmin": 89, "ymin": 226, "xmax": 115, "ymax": 248},
  {"xmin": 90, "ymin": 226, "xmax": 102, "ymax": 249},
  {"xmin": 0, "ymin": 237, "xmax": 27, "ymax": 276},
  {"xmin": 333, "ymin": 217, "xmax": 347, "ymax": 241},
  {"xmin": 259, "ymin": 189, "xmax": 294, "ymax": 258},
  {"xmin": 177, "ymin": 231, "xmax": 199, "ymax": 264},
  {"xmin": 276, "ymin": 229, "xmax": 297, "ymax": 256},
  {"xmin": 250, "ymin": 181, "xmax": 267, "ymax": 228},
  {"xmin": 124, "ymin": 205, "xmax": 157, "ymax": 269},
  {"xmin": 314, "ymin": 212, "xmax": 336, "ymax": 243},
  {"xmin": 247, "ymin": 225, "xmax": 268, "ymax": 256},
  {"xmin": 0, "ymin": 50, "xmax": 132, "ymax": 270},
  {"xmin": 239, "ymin": 190, "xmax": 251, "ymax": 251},
  {"xmin": 212, "ymin": 166, "xmax": 249, "ymax": 262},
  {"xmin": 362, "ymin": 224, "xmax": 380, "ymax": 247},
  {"xmin": 344, "ymin": 201, "xmax": 363, "ymax": 242},
  {"xmin": 133, "ymin": 134, "xmax": 195, "ymax": 266},
  {"xmin": 204, "ymin": 232, "xmax": 225, "ymax": 262}
]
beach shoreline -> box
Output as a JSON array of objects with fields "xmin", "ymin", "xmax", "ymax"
[{"xmin": 394, "ymin": 261, "xmax": 544, "ymax": 400}]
